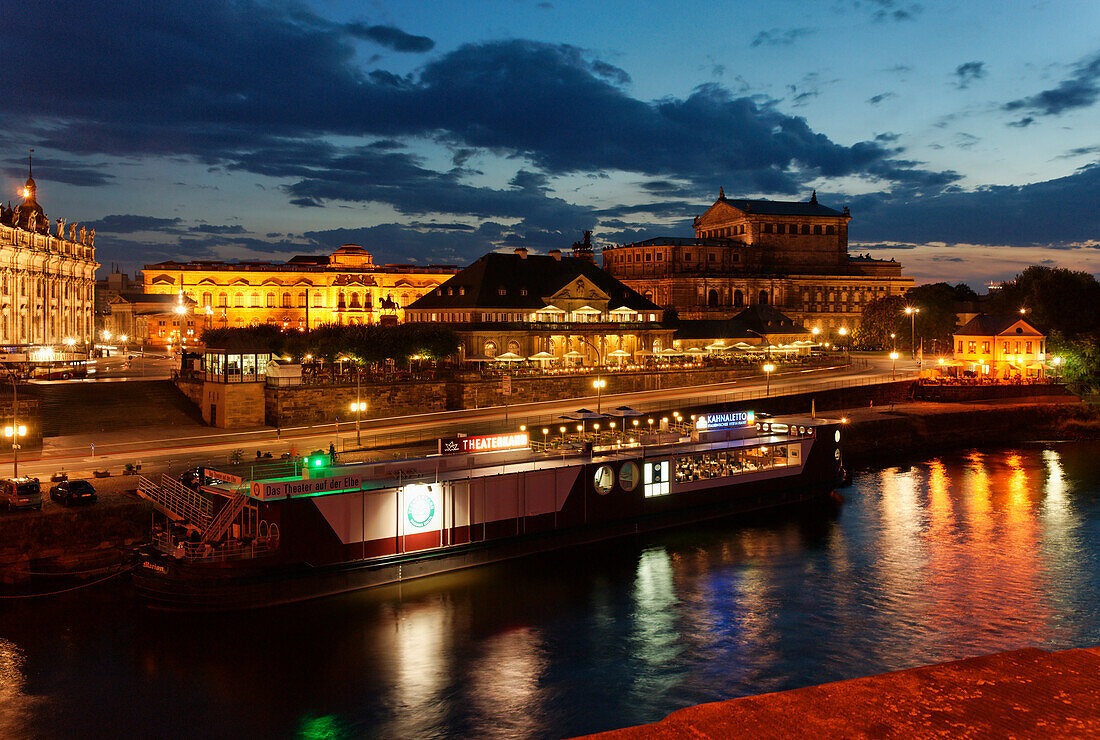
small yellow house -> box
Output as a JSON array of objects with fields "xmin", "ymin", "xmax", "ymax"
[{"xmin": 952, "ymin": 314, "xmax": 1046, "ymax": 378}]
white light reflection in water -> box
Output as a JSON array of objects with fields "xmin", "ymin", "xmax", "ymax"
[
  {"xmin": 627, "ymin": 548, "xmax": 682, "ymax": 706},
  {"xmin": 389, "ymin": 602, "xmax": 449, "ymax": 738},
  {"xmin": 0, "ymin": 639, "xmax": 40, "ymax": 736},
  {"xmin": 465, "ymin": 627, "xmax": 548, "ymax": 739}
]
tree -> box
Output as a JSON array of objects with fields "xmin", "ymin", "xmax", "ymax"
[
  {"xmin": 905, "ymin": 283, "xmax": 960, "ymax": 355},
  {"xmin": 854, "ymin": 295, "xmax": 905, "ymax": 350},
  {"xmin": 988, "ymin": 266, "xmax": 1100, "ymax": 340}
]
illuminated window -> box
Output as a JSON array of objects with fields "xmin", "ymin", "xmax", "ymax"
[
  {"xmin": 266, "ymin": 292, "xmax": 275, "ymax": 308},
  {"xmin": 1025, "ymin": 341, "xmax": 1032, "ymax": 354},
  {"xmin": 644, "ymin": 461, "xmax": 670, "ymax": 497},
  {"xmin": 981, "ymin": 342, "xmax": 990, "ymax": 353},
  {"xmin": 218, "ymin": 293, "xmax": 228, "ymax": 307},
  {"xmin": 235, "ymin": 292, "xmax": 244, "ymax": 307},
  {"xmin": 968, "ymin": 341, "xmax": 976, "ymax": 353}
]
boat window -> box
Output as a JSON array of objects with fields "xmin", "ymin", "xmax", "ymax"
[{"xmin": 644, "ymin": 461, "xmax": 670, "ymax": 497}]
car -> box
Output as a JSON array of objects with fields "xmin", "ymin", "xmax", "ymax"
[
  {"xmin": 1, "ymin": 478, "xmax": 43, "ymax": 511},
  {"xmin": 49, "ymin": 479, "xmax": 97, "ymax": 505}
]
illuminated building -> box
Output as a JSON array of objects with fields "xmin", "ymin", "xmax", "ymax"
[
  {"xmin": 405, "ymin": 247, "xmax": 673, "ymax": 363},
  {"xmin": 0, "ymin": 156, "xmax": 97, "ymax": 346},
  {"xmin": 602, "ymin": 189, "xmax": 913, "ymax": 334},
  {"xmin": 951, "ymin": 314, "xmax": 1047, "ymax": 378},
  {"xmin": 141, "ymin": 245, "xmax": 458, "ymax": 336}
]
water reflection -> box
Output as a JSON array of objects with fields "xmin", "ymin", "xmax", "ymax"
[{"xmin": 4, "ymin": 443, "xmax": 1100, "ymax": 740}]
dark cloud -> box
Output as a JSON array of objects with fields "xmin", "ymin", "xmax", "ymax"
[
  {"xmin": 2, "ymin": 157, "xmax": 113, "ymax": 187},
  {"xmin": 188, "ymin": 224, "xmax": 248, "ymax": 234},
  {"xmin": 954, "ymin": 61, "xmax": 985, "ymax": 89},
  {"xmin": 874, "ymin": 132, "xmax": 901, "ymax": 143},
  {"xmin": 840, "ymin": 0, "xmax": 921, "ymax": 22},
  {"xmin": 1055, "ymin": 145, "xmax": 1100, "ymax": 159},
  {"xmin": 867, "ymin": 92, "xmax": 897, "ymax": 105},
  {"xmin": 343, "ymin": 23, "xmax": 435, "ymax": 53},
  {"xmin": 85, "ymin": 214, "xmax": 183, "ymax": 233},
  {"xmin": 1004, "ymin": 52, "xmax": 1100, "ymax": 120},
  {"xmin": 750, "ymin": 28, "xmax": 815, "ymax": 48},
  {"xmin": 850, "ymin": 163, "xmax": 1100, "ymax": 248}
]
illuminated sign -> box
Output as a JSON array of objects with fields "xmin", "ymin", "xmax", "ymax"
[
  {"xmin": 438, "ymin": 432, "xmax": 529, "ymax": 455},
  {"xmin": 204, "ymin": 469, "xmax": 243, "ymax": 486},
  {"xmin": 249, "ymin": 474, "xmax": 362, "ymax": 501},
  {"xmin": 402, "ymin": 483, "xmax": 440, "ymax": 532},
  {"xmin": 695, "ymin": 411, "xmax": 755, "ymax": 431}
]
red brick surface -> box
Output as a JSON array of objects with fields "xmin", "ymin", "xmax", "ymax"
[{"xmin": 573, "ymin": 647, "xmax": 1100, "ymax": 739}]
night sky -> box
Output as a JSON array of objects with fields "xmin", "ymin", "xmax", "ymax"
[{"xmin": 2, "ymin": 0, "xmax": 1098, "ymax": 287}]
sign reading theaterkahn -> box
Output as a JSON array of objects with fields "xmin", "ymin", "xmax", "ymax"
[{"xmin": 439, "ymin": 432, "xmax": 529, "ymax": 455}]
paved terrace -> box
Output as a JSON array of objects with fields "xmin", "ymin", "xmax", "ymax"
[{"xmin": 575, "ymin": 647, "xmax": 1100, "ymax": 739}]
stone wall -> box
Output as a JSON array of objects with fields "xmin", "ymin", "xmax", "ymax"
[
  {"xmin": 266, "ymin": 381, "xmax": 450, "ymax": 427},
  {"xmin": 203, "ymin": 381, "xmax": 265, "ymax": 428}
]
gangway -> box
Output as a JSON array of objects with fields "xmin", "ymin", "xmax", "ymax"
[
  {"xmin": 201, "ymin": 492, "xmax": 251, "ymax": 544},
  {"xmin": 135, "ymin": 474, "xmax": 213, "ymax": 528}
]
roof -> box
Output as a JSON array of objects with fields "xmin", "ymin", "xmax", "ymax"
[
  {"xmin": 954, "ymin": 314, "xmax": 1044, "ymax": 337},
  {"xmin": 716, "ymin": 196, "xmax": 848, "ymax": 218},
  {"xmin": 612, "ymin": 237, "xmax": 739, "ymax": 249},
  {"xmin": 111, "ymin": 292, "xmax": 195, "ymax": 306},
  {"xmin": 675, "ymin": 306, "xmax": 809, "ymax": 340},
  {"xmin": 406, "ymin": 252, "xmax": 661, "ymax": 312}
]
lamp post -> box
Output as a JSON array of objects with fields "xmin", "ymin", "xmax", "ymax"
[
  {"xmin": 0, "ymin": 368, "xmax": 26, "ymax": 477},
  {"xmin": 890, "ymin": 332, "xmax": 896, "ymax": 351},
  {"xmin": 838, "ymin": 327, "xmax": 850, "ymax": 364},
  {"xmin": 890, "ymin": 351, "xmax": 899, "ymax": 380},
  {"xmin": 763, "ymin": 362, "xmax": 775, "ymax": 396},
  {"xmin": 904, "ymin": 306, "xmax": 920, "ymax": 360},
  {"xmin": 592, "ymin": 378, "xmax": 606, "ymax": 414},
  {"xmin": 349, "ymin": 365, "xmax": 365, "ymax": 447},
  {"xmin": 746, "ymin": 328, "xmax": 770, "ymax": 358}
]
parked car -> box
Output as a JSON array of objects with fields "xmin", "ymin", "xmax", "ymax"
[
  {"xmin": 49, "ymin": 479, "xmax": 97, "ymax": 505},
  {"xmin": 1, "ymin": 478, "xmax": 43, "ymax": 511}
]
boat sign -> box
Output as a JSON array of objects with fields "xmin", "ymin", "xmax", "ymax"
[
  {"xmin": 695, "ymin": 411, "xmax": 755, "ymax": 431},
  {"xmin": 250, "ymin": 474, "xmax": 362, "ymax": 501},
  {"xmin": 439, "ymin": 432, "xmax": 529, "ymax": 455}
]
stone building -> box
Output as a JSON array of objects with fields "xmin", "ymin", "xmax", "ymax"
[
  {"xmin": 104, "ymin": 292, "xmax": 198, "ymax": 348},
  {"xmin": 405, "ymin": 246, "xmax": 673, "ymax": 364},
  {"xmin": 141, "ymin": 245, "xmax": 458, "ymax": 335},
  {"xmin": 602, "ymin": 190, "xmax": 912, "ymax": 335},
  {"xmin": 0, "ymin": 157, "xmax": 98, "ymax": 346},
  {"xmin": 951, "ymin": 314, "xmax": 1047, "ymax": 378}
]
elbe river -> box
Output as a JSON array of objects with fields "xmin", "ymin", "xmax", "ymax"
[{"xmin": 4, "ymin": 441, "xmax": 1100, "ymax": 739}]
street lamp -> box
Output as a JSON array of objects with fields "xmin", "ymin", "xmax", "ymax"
[
  {"xmin": 592, "ymin": 378, "xmax": 606, "ymax": 414},
  {"xmin": 350, "ymin": 363, "xmax": 365, "ymax": 446},
  {"xmin": 904, "ymin": 306, "xmax": 920, "ymax": 360},
  {"xmin": 838, "ymin": 327, "xmax": 850, "ymax": 364},
  {"xmin": 542, "ymin": 427, "xmax": 549, "ymax": 449},
  {"xmin": 890, "ymin": 332, "xmax": 896, "ymax": 350},
  {"xmin": 890, "ymin": 351, "xmax": 899, "ymax": 379},
  {"xmin": 0, "ymin": 367, "xmax": 25, "ymax": 477},
  {"xmin": 763, "ymin": 362, "xmax": 775, "ymax": 395}
]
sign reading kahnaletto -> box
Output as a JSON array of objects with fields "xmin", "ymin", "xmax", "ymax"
[
  {"xmin": 250, "ymin": 474, "xmax": 362, "ymax": 501},
  {"xmin": 438, "ymin": 432, "xmax": 529, "ymax": 455},
  {"xmin": 695, "ymin": 411, "xmax": 755, "ymax": 431}
]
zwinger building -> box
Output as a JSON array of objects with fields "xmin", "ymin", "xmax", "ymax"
[
  {"xmin": 405, "ymin": 245, "xmax": 673, "ymax": 364},
  {"xmin": 602, "ymin": 189, "xmax": 913, "ymax": 334},
  {"xmin": 0, "ymin": 159, "xmax": 97, "ymax": 347},
  {"xmin": 142, "ymin": 245, "xmax": 458, "ymax": 334}
]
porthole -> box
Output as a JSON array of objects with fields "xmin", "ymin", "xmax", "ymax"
[
  {"xmin": 619, "ymin": 462, "xmax": 640, "ymax": 492},
  {"xmin": 594, "ymin": 465, "xmax": 615, "ymax": 495},
  {"xmin": 835, "ymin": 430, "xmax": 841, "ymax": 443}
]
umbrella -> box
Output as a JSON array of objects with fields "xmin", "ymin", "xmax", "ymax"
[
  {"xmin": 683, "ymin": 347, "xmax": 706, "ymax": 355},
  {"xmin": 605, "ymin": 405, "xmax": 643, "ymax": 417},
  {"xmin": 732, "ymin": 342, "xmax": 754, "ymax": 349},
  {"xmin": 564, "ymin": 350, "xmax": 585, "ymax": 360},
  {"xmin": 465, "ymin": 354, "xmax": 492, "ymax": 362},
  {"xmin": 705, "ymin": 342, "xmax": 729, "ymax": 351},
  {"xmin": 562, "ymin": 408, "xmax": 605, "ymax": 420},
  {"xmin": 528, "ymin": 351, "xmax": 555, "ymax": 363},
  {"xmin": 659, "ymin": 348, "xmax": 682, "ymax": 356},
  {"xmin": 608, "ymin": 349, "xmax": 631, "ymax": 358},
  {"xmin": 495, "ymin": 352, "xmax": 525, "ymax": 362}
]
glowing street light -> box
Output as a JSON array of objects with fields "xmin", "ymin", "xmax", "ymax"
[
  {"xmin": 838, "ymin": 327, "xmax": 850, "ymax": 364},
  {"xmin": 904, "ymin": 306, "xmax": 920, "ymax": 361},
  {"xmin": 890, "ymin": 351, "xmax": 899, "ymax": 379},
  {"xmin": 593, "ymin": 377, "xmax": 607, "ymax": 414},
  {"xmin": 763, "ymin": 362, "xmax": 775, "ymax": 395}
]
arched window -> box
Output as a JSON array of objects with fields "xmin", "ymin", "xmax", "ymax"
[
  {"xmin": 350, "ymin": 292, "xmax": 361, "ymax": 308},
  {"xmin": 338, "ymin": 292, "xmax": 346, "ymax": 308},
  {"xmin": 234, "ymin": 292, "xmax": 244, "ymax": 307},
  {"xmin": 266, "ymin": 292, "xmax": 275, "ymax": 307},
  {"xmin": 507, "ymin": 340, "xmax": 521, "ymax": 354},
  {"xmin": 652, "ymin": 338, "xmax": 662, "ymax": 353},
  {"xmin": 202, "ymin": 292, "xmax": 212, "ymax": 307},
  {"xmin": 734, "ymin": 290, "xmax": 744, "ymax": 307},
  {"xmin": 297, "ymin": 292, "xmax": 307, "ymax": 308},
  {"xmin": 281, "ymin": 292, "xmax": 291, "ymax": 308},
  {"xmin": 484, "ymin": 340, "xmax": 498, "ymax": 358},
  {"xmin": 759, "ymin": 290, "xmax": 769, "ymax": 305},
  {"xmin": 707, "ymin": 289, "xmax": 719, "ymax": 307},
  {"xmin": 250, "ymin": 292, "xmax": 260, "ymax": 307},
  {"xmin": 218, "ymin": 292, "xmax": 228, "ymax": 307}
]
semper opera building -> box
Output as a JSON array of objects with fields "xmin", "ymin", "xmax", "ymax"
[
  {"xmin": 142, "ymin": 245, "xmax": 458, "ymax": 333},
  {"xmin": 0, "ymin": 160, "xmax": 97, "ymax": 347},
  {"xmin": 602, "ymin": 189, "xmax": 913, "ymax": 334}
]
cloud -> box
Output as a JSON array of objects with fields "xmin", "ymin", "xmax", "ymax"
[
  {"xmin": 344, "ymin": 23, "xmax": 435, "ymax": 53},
  {"xmin": 1004, "ymin": 51, "xmax": 1100, "ymax": 120},
  {"xmin": 867, "ymin": 92, "xmax": 897, "ymax": 105},
  {"xmin": 2, "ymin": 156, "xmax": 113, "ymax": 187},
  {"xmin": 1054, "ymin": 145, "xmax": 1100, "ymax": 160},
  {"xmin": 188, "ymin": 224, "xmax": 248, "ymax": 234},
  {"xmin": 953, "ymin": 61, "xmax": 985, "ymax": 89},
  {"xmin": 85, "ymin": 214, "xmax": 183, "ymax": 233},
  {"xmin": 751, "ymin": 28, "xmax": 815, "ymax": 48},
  {"xmin": 841, "ymin": 1, "xmax": 921, "ymax": 22}
]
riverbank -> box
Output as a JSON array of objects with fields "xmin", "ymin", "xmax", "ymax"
[{"xmin": 574, "ymin": 646, "xmax": 1100, "ymax": 739}]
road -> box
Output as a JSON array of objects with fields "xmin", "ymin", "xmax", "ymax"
[{"xmin": 6, "ymin": 355, "xmax": 916, "ymax": 482}]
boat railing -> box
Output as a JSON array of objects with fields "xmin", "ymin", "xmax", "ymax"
[{"xmin": 152, "ymin": 531, "xmax": 279, "ymax": 562}]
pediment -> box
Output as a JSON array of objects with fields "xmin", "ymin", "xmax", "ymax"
[
  {"xmin": 545, "ymin": 275, "xmax": 610, "ymax": 310},
  {"xmin": 260, "ymin": 278, "xmax": 284, "ymax": 286},
  {"xmin": 229, "ymin": 278, "xmax": 251, "ymax": 286},
  {"xmin": 695, "ymin": 199, "xmax": 746, "ymax": 229},
  {"xmin": 997, "ymin": 320, "xmax": 1043, "ymax": 337},
  {"xmin": 196, "ymin": 277, "xmax": 219, "ymax": 286},
  {"xmin": 149, "ymin": 275, "xmax": 175, "ymax": 285}
]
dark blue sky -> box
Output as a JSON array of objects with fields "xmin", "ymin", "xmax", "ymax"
[{"xmin": 2, "ymin": 0, "xmax": 1099, "ymax": 286}]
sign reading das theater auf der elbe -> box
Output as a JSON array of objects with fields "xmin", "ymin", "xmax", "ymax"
[{"xmin": 249, "ymin": 474, "xmax": 362, "ymax": 501}]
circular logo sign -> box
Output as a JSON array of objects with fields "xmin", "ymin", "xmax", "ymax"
[
  {"xmin": 594, "ymin": 465, "xmax": 615, "ymax": 495},
  {"xmin": 835, "ymin": 430, "xmax": 841, "ymax": 443},
  {"xmin": 407, "ymin": 494, "xmax": 436, "ymax": 528},
  {"xmin": 619, "ymin": 462, "xmax": 640, "ymax": 492}
]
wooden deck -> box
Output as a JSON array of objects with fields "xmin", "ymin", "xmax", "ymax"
[{"xmin": 574, "ymin": 647, "xmax": 1100, "ymax": 739}]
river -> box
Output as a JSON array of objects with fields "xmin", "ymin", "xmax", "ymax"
[{"xmin": 3, "ymin": 441, "xmax": 1100, "ymax": 739}]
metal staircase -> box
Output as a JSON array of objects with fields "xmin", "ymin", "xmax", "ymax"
[
  {"xmin": 201, "ymin": 492, "xmax": 250, "ymax": 544},
  {"xmin": 135, "ymin": 474, "xmax": 213, "ymax": 528}
]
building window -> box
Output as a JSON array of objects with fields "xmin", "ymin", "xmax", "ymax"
[
  {"xmin": 202, "ymin": 292, "xmax": 212, "ymax": 307},
  {"xmin": 684, "ymin": 252, "xmax": 692, "ymax": 261},
  {"xmin": 520, "ymin": 289, "xmax": 528, "ymax": 296},
  {"xmin": 982, "ymin": 342, "xmax": 990, "ymax": 353},
  {"xmin": 644, "ymin": 461, "xmax": 670, "ymax": 497},
  {"xmin": 958, "ymin": 341, "xmax": 964, "ymax": 353},
  {"xmin": 708, "ymin": 253, "xmax": 715, "ymax": 261},
  {"xmin": 645, "ymin": 253, "xmax": 652, "ymax": 262},
  {"xmin": 708, "ymin": 289, "xmax": 719, "ymax": 307},
  {"xmin": 826, "ymin": 226, "xmax": 836, "ymax": 235},
  {"xmin": 814, "ymin": 225, "xmax": 823, "ymax": 235},
  {"xmin": 763, "ymin": 224, "xmax": 773, "ymax": 234},
  {"xmin": 313, "ymin": 294, "xmax": 323, "ymax": 307},
  {"xmin": 484, "ymin": 340, "xmax": 497, "ymax": 358},
  {"xmin": 281, "ymin": 292, "xmax": 291, "ymax": 308},
  {"xmin": 734, "ymin": 290, "xmax": 744, "ymax": 307},
  {"xmin": 298, "ymin": 292, "xmax": 307, "ymax": 308},
  {"xmin": 656, "ymin": 253, "xmax": 662, "ymax": 261},
  {"xmin": 235, "ymin": 293, "xmax": 244, "ymax": 307},
  {"xmin": 802, "ymin": 224, "xmax": 811, "ymax": 235},
  {"xmin": 759, "ymin": 290, "xmax": 769, "ymax": 305},
  {"xmin": 266, "ymin": 292, "xmax": 275, "ymax": 308},
  {"xmin": 968, "ymin": 341, "xmax": 976, "ymax": 353},
  {"xmin": 777, "ymin": 224, "xmax": 786, "ymax": 235},
  {"xmin": 218, "ymin": 292, "xmax": 228, "ymax": 307},
  {"xmin": 731, "ymin": 254, "xmax": 740, "ymax": 262},
  {"xmin": 1026, "ymin": 341, "xmax": 1032, "ymax": 354},
  {"xmin": 498, "ymin": 287, "xmax": 507, "ymax": 296}
]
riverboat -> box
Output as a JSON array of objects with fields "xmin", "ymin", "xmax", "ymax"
[{"xmin": 133, "ymin": 410, "xmax": 847, "ymax": 610}]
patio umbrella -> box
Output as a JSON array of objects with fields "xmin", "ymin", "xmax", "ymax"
[
  {"xmin": 732, "ymin": 342, "xmax": 754, "ymax": 350},
  {"xmin": 562, "ymin": 408, "xmax": 605, "ymax": 420},
  {"xmin": 705, "ymin": 342, "xmax": 729, "ymax": 351},
  {"xmin": 605, "ymin": 405, "xmax": 643, "ymax": 417},
  {"xmin": 659, "ymin": 348, "xmax": 683, "ymax": 356},
  {"xmin": 608, "ymin": 349, "xmax": 631, "ymax": 358},
  {"xmin": 495, "ymin": 352, "xmax": 525, "ymax": 362},
  {"xmin": 564, "ymin": 350, "xmax": 585, "ymax": 363},
  {"xmin": 465, "ymin": 354, "xmax": 492, "ymax": 362},
  {"xmin": 683, "ymin": 347, "xmax": 706, "ymax": 355},
  {"xmin": 528, "ymin": 351, "xmax": 555, "ymax": 361}
]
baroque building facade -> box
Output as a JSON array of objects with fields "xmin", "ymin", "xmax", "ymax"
[
  {"xmin": 141, "ymin": 245, "xmax": 458, "ymax": 337},
  {"xmin": 406, "ymin": 246, "xmax": 673, "ymax": 364},
  {"xmin": 0, "ymin": 160, "xmax": 97, "ymax": 346},
  {"xmin": 602, "ymin": 190, "xmax": 913, "ymax": 334}
]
